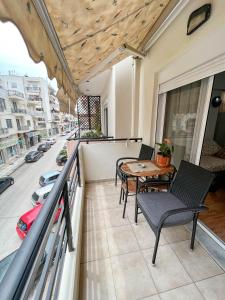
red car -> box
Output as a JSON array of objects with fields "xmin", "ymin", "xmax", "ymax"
[{"xmin": 16, "ymin": 200, "xmax": 63, "ymax": 239}]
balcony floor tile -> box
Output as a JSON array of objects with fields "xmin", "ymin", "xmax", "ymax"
[
  {"xmin": 80, "ymin": 181, "xmax": 225, "ymax": 299},
  {"xmin": 159, "ymin": 283, "xmax": 204, "ymax": 300},
  {"xmin": 81, "ymin": 229, "xmax": 109, "ymax": 263},
  {"xmin": 80, "ymin": 258, "xmax": 116, "ymax": 300},
  {"xmin": 196, "ymin": 273, "xmax": 225, "ymax": 300},
  {"xmin": 171, "ymin": 240, "xmax": 224, "ymax": 282},
  {"xmin": 110, "ymin": 251, "xmax": 157, "ymax": 300},
  {"xmin": 106, "ymin": 224, "xmax": 139, "ymax": 256}
]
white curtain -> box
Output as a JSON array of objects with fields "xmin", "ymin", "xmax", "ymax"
[{"xmin": 164, "ymin": 81, "xmax": 201, "ymax": 168}]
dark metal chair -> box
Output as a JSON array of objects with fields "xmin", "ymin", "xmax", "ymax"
[
  {"xmin": 136, "ymin": 160, "xmax": 214, "ymax": 265},
  {"xmin": 115, "ymin": 144, "xmax": 154, "ymax": 186}
]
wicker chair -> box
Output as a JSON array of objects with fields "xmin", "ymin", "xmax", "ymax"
[
  {"xmin": 136, "ymin": 160, "xmax": 214, "ymax": 264},
  {"xmin": 115, "ymin": 144, "xmax": 154, "ymax": 186}
]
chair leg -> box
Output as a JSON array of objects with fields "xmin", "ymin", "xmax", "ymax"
[
  {"xmin": 135, "ymin": 199, "xmax": 138, "ymax": 223},
  {"xmin": 152, "ymin": 228, "xmax": 161, "ymax": 265},
  {"xmin": 190, "ymin": 213, "xmax": 198, "ymax": 250},
  {"xmin": 115, "ymin": 170, "xmax": 117, "ymax": 186},
  {"xmin": 122, "ymin": 191, "xmax": 128, "ymax": 218},
  {"xmin": 119, "ymin": 187, "xmax": 123, "ymax": 204}
]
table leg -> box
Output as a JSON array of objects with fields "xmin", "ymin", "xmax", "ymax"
[{"xmin": 135, "ymin": 176, "xmax": 138, "ymax": 223}]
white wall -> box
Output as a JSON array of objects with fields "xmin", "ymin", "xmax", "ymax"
[
  {"xmin": 114, "ymin": 57, "xmax": 133, "ymax": 138},
  {"xmin": 81, "ymin": 141, "xmax": 141, "ymax": 181},
  {"xmin": 101, "ymin": 69, "xmax": 116, "ymax": 137},
  {"xmin": 138, "ymin": 0, "xmax": 225, "ymax": 145}
]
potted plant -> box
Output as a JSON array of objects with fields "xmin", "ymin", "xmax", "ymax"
[{"xmin": 156, "ymin": 139, "xmax": 174, "ymax": 167}]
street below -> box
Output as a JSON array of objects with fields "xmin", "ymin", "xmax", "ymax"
[{"xmin": 0, "ymin": 136, "xmax": 67, "ymax": 260}]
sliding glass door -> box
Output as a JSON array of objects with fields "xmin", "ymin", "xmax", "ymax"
[{"xmin": 156, "ymin": 77, "xmax": 214, "ymax": 168}]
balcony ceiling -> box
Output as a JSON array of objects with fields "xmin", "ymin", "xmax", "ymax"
[{"xmin": 0, "ymin": 0, "xmax": 176, "ymax": 107}]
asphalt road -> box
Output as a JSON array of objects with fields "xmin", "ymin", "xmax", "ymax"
[{"xmin": 0, "ymin": 136, "xmax": 67, "ymax": 260}]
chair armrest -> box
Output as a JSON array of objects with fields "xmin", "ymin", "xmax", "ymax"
[
  {"xmin": 158, "ymin": 206, "xmax": 208, "ymax": 228},
  {"xmin": 116, "ymin": 157, "xmax": 138, "ymax": 167}
]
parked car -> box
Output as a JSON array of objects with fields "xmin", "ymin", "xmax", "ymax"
[
  {"xmin": 60, "ymin": 132, "xmax": 66, "ymax": 136},
  {"xmin": 0, "ymin": 177, "xmax": 14, "ymax": 194},
  {"xmin": 37, "ymin": 143, "xmax": 51, "ymax": 152},
  {"xmin": 31, "ymin": 183, "xmax": 54, "ymax": 206},
  {"xmin": 56, "ymin": 149, "xmax": 67, "ymax": 166},
  {"xmin": 16, "ymin": 200, "xmax": 63, "ymax": 239},
  {"xmin": 39, "ymin": 170, "xmax": 60, "ymax": 187},
  {"xmin": 46, "ymin": 138, "xmax": 56, "ymax": 145},
  {"xmin": 25, "ymin": 151, "xmax": 43, "ymax": 163}
]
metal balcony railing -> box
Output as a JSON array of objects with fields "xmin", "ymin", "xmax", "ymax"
[
  {"xmin": 0, "ymin": 128, "xmax": 9, "ymax": 135},
  {"xmin": 26, "ymin": 86, "xmax": 41, "ymax": 92},
  {"xmin": 0, "ymin": 142, "xmax": 81, "ymax": 299},
  {"xmin": 28, "ymin": 95, "xmax": 42, "ymax": 101},
  {"xmin": 11, "ymin": 108, "xmax": 27, "ymax": 114},
  {"xmin": 8, "ymin": 90, "xmax": 24, "ymax": 98},
  {"xmin": 17, "ymin": 125, "xmax": 29, "ymax": 131}
]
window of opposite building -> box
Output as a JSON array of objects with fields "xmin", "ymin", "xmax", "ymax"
[
  {"xmin": 0, "ymin": 98, "xmax": 6, "ymax": 112},
  {"xmin": 6, "ymin": 119, "xmax": 13, "ymax": 128}
]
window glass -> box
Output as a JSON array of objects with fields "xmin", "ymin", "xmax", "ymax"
[
  {"xmin": 6, "ymin": 119, "xmax": 12, "ymax": 128},
  {"xmin": 0, "ymin": 98, "xmax": 6, "ymax": 112},
  {"xmin": 163, "ymin": 81, "xmax": 201, "ymax": 167},
  {"xmin": 11, "ymin": 82, "xmax": 17, "ymax": 88}
]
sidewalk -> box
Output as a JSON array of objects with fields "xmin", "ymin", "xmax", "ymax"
[{"xmin": 0, "ymin": 141, "xmax": 43, "ymax": 177}]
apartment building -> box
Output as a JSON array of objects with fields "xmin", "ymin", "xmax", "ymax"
[{"xmin": 0, "ymin": 74, "xmax": 61, "ymax": 166}]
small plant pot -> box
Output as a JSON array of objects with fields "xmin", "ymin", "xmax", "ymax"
[{"xmin": 156, "ymin": 154, "xmax": 171, "ymax": 167}]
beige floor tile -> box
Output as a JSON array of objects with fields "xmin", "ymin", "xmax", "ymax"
[
  {"xmin": 162, "ymin": 226, "xmax": 191, "ymax": 243},
  {"xmin": 83, "ymin": 211, "xmax": 106, "ymax": 232},
  {"xmin": 107, "ymin": 225, "xmax": 139, "ymax": 256},
  {"xmin": 82, "ymin": 230, "xmax": 109, "ymax": 262},
  {"xmin": 126, "ymin": 205, "xmax": 147, "ymax": 224},
  {"xmin": 111, "ymin": 252, "xmax": 157, "ymax": 300},
  {"xmin": 104, "ymin": 207, "xmax": 130, "ymax": 228},
  {"xmin": 196, "ymin": 273, "xmax": 225, "ymax": 300},
  {"xmin": 132, "ymin": 223, "xmax": 167, "ymax": 250},
  {"xmin": 140, "ymin": 295, "xmax": 160, "ymax": 300},
  {"xmin": 143, "ymin": 245, "xmax": 192, "ymax": 292},
  {"xmin": 101, "ymin": 195, "xmax": 121, "ymax": 210},
  {"xmin": 159, "ymin": 284, "xmax": 204, "ymax": 300},
  {"xmin": 171, "ymin": 240, "xmax": 224, "ymax": 282},
  {"xmin": 80, "ymin": 258, "xmax": 116, "ymax": 300}
]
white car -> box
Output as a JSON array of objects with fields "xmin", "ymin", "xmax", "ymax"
[
  {"xmin": 46, "ymin": 138, "xmax": 56, "ymax": 145},
  {"xmin": 31, "ymin": 183, "xmax": 54, "ymax": 206}
]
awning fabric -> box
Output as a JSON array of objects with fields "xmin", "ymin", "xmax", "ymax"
[
  {"xmin": 57, "ymin": 88, "xmax": 76, "ymax": 114},
  {"xmin": 0, "ymin": 0, "xmax": 77, "ymax": 101},
  {"xmin": 0, "ymin": 0, "xmax": 171, "ymax": 106}
]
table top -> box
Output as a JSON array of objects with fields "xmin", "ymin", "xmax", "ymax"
[{"xmin": 120, "ymin": 160, "xmax": 174, "ymax": 177}]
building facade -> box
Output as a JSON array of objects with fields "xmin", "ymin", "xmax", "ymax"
[{"xmin": 0, "ymin": 74, "xmax": 61, "ymax": 166}]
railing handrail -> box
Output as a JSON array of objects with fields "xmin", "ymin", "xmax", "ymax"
[
  {"xmin": 68, "ymin": 137, "xmax": 143, "ymax": 143},
  {"xmin": 0, "ymin": 140, "xmax": 81, "ymax": 299}
]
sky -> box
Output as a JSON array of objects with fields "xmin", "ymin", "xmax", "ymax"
[{"xmin": 0, "ymin": 21, "xmax": 58, "ymax": 90}]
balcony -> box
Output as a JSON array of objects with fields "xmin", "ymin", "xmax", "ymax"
[
  {"xmin": 0, "ymin": 139, "xmax": 224, "ymax": 300},
  {"xmin": 11, "ymin": 108, "xmax": 27, "ymax": 114},
  {"xmin": 0, "ymin": 128, "xmax": 9, "ymax": 137},
  {"xmin": 8, "ymin": 90, "xmax": 24, "ymax": 99},
  {"xmin": 27, "ymin": 95, "xmax": 42, "ymax": 103},
  {"xmin": 25, "ymin": 86, "xmax": 41, "ymax": 95},
  {"xmin": 17, "ymin": 125, "xmax": 30, "ymax": 132},
  {"xmin": 29, "ymin": 110, "xmax": 44, "ymax": 118}
]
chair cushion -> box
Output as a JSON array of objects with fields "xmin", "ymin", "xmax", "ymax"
[{"xmin": 137, "ymin": 192, "xmax": 193, "ymax": 227}]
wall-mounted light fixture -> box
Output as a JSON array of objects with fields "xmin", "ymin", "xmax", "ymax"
[
  {"xmin": 187, "ymin": 4, "xmax": 211, "ymax": 35},
  {"xmin": 211, "ymin": 96, "xmax": 222, "ymax": 108}
]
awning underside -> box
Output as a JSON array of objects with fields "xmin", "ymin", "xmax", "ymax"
[{"xmin": 0, "ymin": 0, "xmax": 172, "ymax": 107}]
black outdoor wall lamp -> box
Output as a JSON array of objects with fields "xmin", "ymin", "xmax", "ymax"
[
  {"xmin": 211, "ymin": 96, "xmax": 222, "ymax": 108},
  {"xmin": 187, "ymin": 4, "xmax": 211, "ymax": 35}
]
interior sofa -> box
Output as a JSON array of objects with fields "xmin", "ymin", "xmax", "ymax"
[{"xmin": 200, "ymin": 140, "xmax": 225, "ymax": 191}]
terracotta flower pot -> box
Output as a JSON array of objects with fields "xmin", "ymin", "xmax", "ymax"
[{"xmin": 156, "ymin": 154, "xmax": 171, "ymax": 167}]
